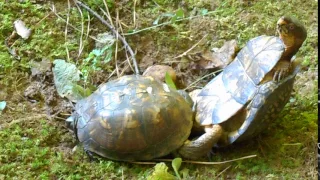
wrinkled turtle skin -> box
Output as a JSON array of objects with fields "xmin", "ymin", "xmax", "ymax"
[
  {"xmin": 193, "ymin": 16, "xmax": 307, "ymax": 146},
  {"xmin": 68, "ymin": 75, "xmax": 193, "ymax": 161}
]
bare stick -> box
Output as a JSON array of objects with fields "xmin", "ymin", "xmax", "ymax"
[
  {"xmin": 74, "ymin": 0, "xmax": 85, "ymax": 58},
  {"xmin": 75, "ymin": 0, "xmax": 140, "ymax": 75},
  {"xmin": 173, "ymin": 34, "xmax": 208, "ymax": 59},
  {"xmin": 184, "ymin": 69, "xmax": 223, "ymax": 91},
  {"xmin": 153, "ymin": 154, "xmax": 257, "ymax": 165},
  {"xmin": 215, "ymin": 165, "xmax": 231, "ymax": 178},
  {"xmin": 1, "ymin": 114, "xmax": 48, "ymax": 129},
  {"xmin": 64, "ymin": 0, "xmax": 71, "ymax": 61}
]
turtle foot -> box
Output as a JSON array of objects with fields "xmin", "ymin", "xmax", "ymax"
[{"xmin": 273, "ymin": 61, "xmax": 291, "ymax": 82}]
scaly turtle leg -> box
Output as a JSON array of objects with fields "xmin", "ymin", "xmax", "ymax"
[{"xmin": 177, "ymin": 125, "xmax": 222, "ymax": 160}]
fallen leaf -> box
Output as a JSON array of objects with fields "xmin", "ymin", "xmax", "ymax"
[
  {"xmin": 143, "ymin": 65, "xmax": 176, "ymax": 82},
  {"xmin": 189, "ymin": 40, "xmax": 238, "ymax": 70},
  {"xmin": 14, "ymin": 20, "xmax": 31, "ymax": 39},
  {"xmin": 0, "ymin": 101, "xmax": 6, "ymax": 114},
  {"xmin": 147, "ymin": 163, "xmax": 176, "ymax": 180}
]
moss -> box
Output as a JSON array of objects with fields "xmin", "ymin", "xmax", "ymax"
[{"xmin": 0, "ymin": 0, "xmax": 318, "ymax": 179}]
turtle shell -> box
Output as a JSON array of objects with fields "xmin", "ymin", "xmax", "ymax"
[
  {"xmin": 72, "ymin": 75, "xmax": 193, "ymax": 161},
  {"xmin": 220, "ymin": 66, "xmax": 299, "ymax": 145},
  {"xmin": 195, "ymin": 35, "xmax": 288, "ymax": 143}
]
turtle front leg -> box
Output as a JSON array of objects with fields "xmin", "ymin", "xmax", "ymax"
[
  {"xmin": 272, "ymin": 60, "xmax": 291, "ymax": 82},
  {"xmin": 177, "ymin": 125, "xmax": 222, "ymax": 160}
]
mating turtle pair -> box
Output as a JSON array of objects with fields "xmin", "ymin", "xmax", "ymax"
[{"xmin": 67, "ymin": 16, "xmax": 307, "ymax": 161}]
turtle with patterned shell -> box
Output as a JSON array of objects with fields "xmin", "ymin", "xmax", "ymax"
[
  {"xmin": 67, "ymin": 75, "xmax": 221, "ymax": 161},
  {"xmin": 67, "ymin": 16, "xmax": 306, "ymax": 161},
  {"xmin": 192, "ymin": 16, "xmax": 307, "ymax": 150}
]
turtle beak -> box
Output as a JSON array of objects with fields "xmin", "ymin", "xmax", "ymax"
[
  {"xmin": 277, "ymin": 16, "xmax": 289, "ymax": 35},
  {"xmin": 66, "ymin": 116, "xmax": 75, "ymax": 130}
]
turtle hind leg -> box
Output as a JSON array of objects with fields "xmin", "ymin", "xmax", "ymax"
[
  {"xmin": 84, "ymin": 149, "xmax": 98, "ymax": 162},
  {"xmin": 177, "ymin": 125, "xmax": 222, "ymax": 160}
]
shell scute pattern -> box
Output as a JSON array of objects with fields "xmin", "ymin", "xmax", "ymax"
[
  {"xmin": 196, "ymin": 34, "xmax": 299, "ymax": 146},
  {"xmin": 72, "ymin": 75, "xmax": 193, "ymax": 161},
  {"xmin": 227, "ymin": 72, "xmax": 297, "ymax": 143}
]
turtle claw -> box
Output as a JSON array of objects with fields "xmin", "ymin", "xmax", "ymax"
[
  {"xmin": 85, "ymin": 150, "xmax": 98, "ymax": 162},
  {"xmin": 206, "ymin": 149, "xmax": 216, "ymax": 161},
  {"xmin": 273, "ymin": 61, "xmax": 291, "ymax": 82}
]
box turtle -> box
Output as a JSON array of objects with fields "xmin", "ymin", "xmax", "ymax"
[
  {"xmin": 67, "ymin": 75, "xmax": 221, "ymax": 161},
  {"xmin": 192, "ymin": 16, "xmax": 307, "ymax": 147}
]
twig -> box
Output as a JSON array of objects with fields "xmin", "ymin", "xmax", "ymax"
[
  {"xmin": 129, "ymin": 161, "xmax": 157, "ymax": 165},
  {"xmin": 153, "ymin": 154, "xmax": 257, "ymax": 165},
  {"xmin": 117, "ymin": 12, "xmax": 135, "ymax": 74},
  {"xmin": 123, "ymin": 9, "xmax": 224, "ymax": 36},
  {"xmin": 130, "ymin": 155, "xmax": 257, "ymax": 165},
  {"xmin": 115, "ymin": 9, "xmax": 120, "ymax": 77},
  {"xmin": 184, "ymin": 69, "xmax": 223, "ymax": 91},
  {"xmin": 173, "ymin": 34, "xmax": 208, "ymax": 59},
  {"xmin": 75, "ymin": 0, "xmax": 140, "ymax": 75},
  {"xmin": 102, "ymin": 0, "xmax": 114, "ymax": 27},
  {"xmin": 133, "ymin": 0, "xmax": 137, "ymax": 28},
  {"xmin": 74, "ymin": 0, "xmax": 85, "ymax": 58},
  {"xmin": 215, "ymin": 165, "xmax": 231, "ymax": 178},
  {"xmin": 64, "ymin": 0, "xmax": 71, "ymax": 61},
  {"xmin": 50, "ymin": 5, "xmax": 99, "ymax": 42},
  {"xmin": 0, "ymin": 114, "xmax": 48, "ymax": 129}
]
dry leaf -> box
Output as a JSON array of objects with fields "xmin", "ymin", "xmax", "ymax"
[
  {"xmin": 189, "ymin": 40, "xmax": 238, "ymax": 70},
  {"xmin": 14, "ymin": 20, "xmax": 31, "ymax": 39}
]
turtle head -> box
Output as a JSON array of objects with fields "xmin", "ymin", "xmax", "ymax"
[
  {"xmin": 66, "ymin": 114, "xmax": 81, "ymax": 141},
  {"xmin": 277, "ymin": 16, "xmax": 307, "ymax": 55},
  {"xmin": 66, "ymin": 115, "xmax": 75, "ymax": 130}
]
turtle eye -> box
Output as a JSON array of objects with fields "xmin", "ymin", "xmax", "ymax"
[{"xmin": 289, "ymin": 24, "xmax": 295, "ymax": 30}]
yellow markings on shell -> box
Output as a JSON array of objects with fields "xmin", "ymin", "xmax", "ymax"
[
  {"xmin": 100, "ymin": 119, "xmax": 111, "ymax": 129},
  {"xmin": 138, "ymin": 83, "xmax": 147, "ymax": 90},
  {"xmin": 105, "ymin": 92, "xmax": 121, "ymax": 104},
  {"xmin": 228, "ymin": 130, "xmax": 240, "ymax": 140},
  {"xmin": 151, "ymin": 112, "xmax": 161, "ymax": 124},
  {"xmin": 145, "ymin": 76, "xmax": 154, "ymax": 81},
  {"xmin": 126, "ymin": 120, "xmax": 140, "ymax": 129},
  {"xmin": 146, "ymin": 87, "xmax": 153, "ymax": 94},
  {"xmin": 122, "ymin": 87, "xmax": 131, "ymax": 95},
  {"xmin": 89, "ymin": 129, "xmax": 96, "ymax": 136},
  {"xmin": 162, "ymin": 84, "xmax": 170, "ymax": 93},
  {"xmin": 124, "ymin": 109, "xmax": 140, "ymax": 129},
  {"xmin": 118, "ymin": 130, "xmax": 125, "ymax": 141}
]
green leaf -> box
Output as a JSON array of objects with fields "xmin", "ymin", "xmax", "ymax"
[
  {"xmin": 165, "ymin": 72, "xmax": 177, "ymax": 90},
  {"xmin": 180, "ymin": 168, "xmax": 190, "ymax": 179},
  {"xmin": 172, "ymin": 158, "xmax": 182, "ymax": 180},
  {"xmin": 53, "ymin": 59, "xmax": 82, "ymax": 102},
  {"xmin": 0, "ymin": 101, "xmax": 6, "ymax": 114},
  {"xmin": 175, "ymin": 9, "xmax": 184, "ymax": 19},
  {"xmin": 201, "ymin": 8, "xmax": 209, "ymax": 16},
  {"xmin": 72, "ymin": 84, "xmax": 92, "ymax": 99},
  {"xmin": 147, "ymin": 163, "xmax": 176, "ymax": 180},
  {"xmin": 170, "ymin": 16, "xmax": 177, "ymax": 23},
  {"xmin": 153, "ymin": 16, "xmax": 161, "ymax": 25}
]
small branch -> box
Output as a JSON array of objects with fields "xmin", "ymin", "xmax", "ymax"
[
  {"xmin": 153, "ymin": 154, "xmax": 257, "ymax": 165},
  {"xmin": 0, "ymin": 114, "xmax": 48, "ymax": 129},
  {"xmin": 215, "ymin": 165, "xmax": 231, "ymax": 178},
  {"xmin": 184, "ymin": 69, "xmax": 223, "ymax": 91},
  {"xmin": 173, "ymin": 34, "xmax": 208, "ymax": 59},
  {"xmin": 64, "ymin": 0, "xmax": 71, "ymax": 61},
  {"xmin": 50, "ymin": 5, "xmax": 99, "ymax": 42},
  {"xmin": 75, "ymin": 0, "xmax": 140, "ymax": 75},
  {"xmin": 74, "ymin": 0, "xmax": 85, "ymax": 58},
  {"xmin": 123, "ymin": 10, "xmax": 224, "ymax": 36},
  {"xmin": 129, "ymin": 161, "xmax": 157, "ymax": 165}
]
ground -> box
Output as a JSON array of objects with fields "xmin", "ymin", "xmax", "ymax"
[{"xmin": 0, "ymin": 0, "xmax": 318, "ymax": 179}]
